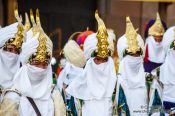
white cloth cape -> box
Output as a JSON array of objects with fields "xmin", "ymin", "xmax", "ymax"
[
  {"xmin": 10, "ymin": 64, "xmax": 54, "ymax": 116},
  {"xmin": 66, "ymin": 57, "xmax": 116, "ymax": 100}
]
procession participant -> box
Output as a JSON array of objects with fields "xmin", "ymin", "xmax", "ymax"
[
  {"xmin": 144, "ymin": 13, "xmax": 167, "ymax": 73},
  {"xmin": 159, "ymin": 26, "xmax": 175, "ymax": 115},
  {"xmin": 116, "ymin": 16, "xmax": 148, "ymax": 116},
  {"xmin": 66, "ymin": 10, "xmax": 117, "ymax": 116},
  {"xmin": 0, "ymin": 8, "xmax": 30, "ymax": 91},
  {"xmin": 0, "ymin": 9, "xmax": 66, "ymax": 116},
  {"xmin": 76, "ymin": 28, "xmax": 94, "ymax": 50},
  {"xmin": 57, "ymin": 32, "xmax": 86, "ymax": 116}
]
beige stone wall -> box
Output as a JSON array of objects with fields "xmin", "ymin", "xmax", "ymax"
[
  {"xmin": 105, "ymin": 0, "xmax": 175, "ymax": 39},
  {"xmin": 167, "ymin": 3, "xmax": 175, "ymax": 27}
]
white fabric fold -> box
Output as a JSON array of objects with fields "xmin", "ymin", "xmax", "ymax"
[
  {"xmin": 0, "ymin": 22, "xmax": 18, "ymax": 47},
  {"xmin": 145, "ymin": 36, "xmax": 165, "ymax": 63},
  {"xmin": 57, "ymin": 61, "xmax": 83, "ymax": 91},
  {"xmin": 12, "ymin": 64, "xmax": 52, "ymax": 100},
  {"xmin": 118, "ymin": 55, "xmax": 146, "ymax": 88},
  {"xmin": 0, "ymin": 49, "xmax": 20, "ymax": 88},
  {"xmin": 66, "ymin": 57, "xmax": 117, "ymax": 100}
]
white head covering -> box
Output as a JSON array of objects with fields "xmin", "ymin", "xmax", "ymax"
[
  {"xmin": 117, "ymin": 34, "xmax": 144, "ymax": 62},
  {"xmin": 83, "ymin": 32, "xmax": 114, "ymax": 60},
  {"xmin": 0, "ymin": 22, "xmax": 20, "ymax": 89},
  {"xmin": 63, "ymin": 40, "xmax": 86, "ymax": 68},
  {"xmin": 145, "ymin": 36, "xmax": 166, "ymax": 63},
  {"xmin": 160, "ymin": 26, "xmax": 175, "ymax": 85},
  {"xmin": 118, "ymin": 55, "xmax": 146, "ymax": 88},
  {"xmin": 0, "ymin": 22, "xmax": 18, "ymax": 47},
  {"xmin": 66, "ymin": 57, "xmax": 117, "ymax": 100}
]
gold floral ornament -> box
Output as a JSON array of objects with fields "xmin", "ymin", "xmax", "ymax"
[
  {"xmin": 30, "ymin": 9, "xmax": 38, "ymax": 37},
  {"xmin": 9, "ymin": 4, "xmax": 25, "ymax": 50},
  {"xmin": 95, "ymin": 10, "xmax": 109, "ymax": 59},
  {"xmin": 148, "ymin": 13, "xmax": 165, "ymax": 36},
  {"xmin": 125, "ymin": 16, "xmax": 140, "ymax": 54},
  {"xmin": 30, "ymin": 9, "xmax": 51, "ymax": 63}
]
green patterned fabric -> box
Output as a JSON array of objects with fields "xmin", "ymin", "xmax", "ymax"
[
  {"xmin": 67, "ymin": 96, "xmax": 78, "ymax": 116},
  {"xmin": 149, "ymin": 89, "xmax": 165, "ymax": 116},
  {"xmin": 146, "ymin": 74, "xmax": 153, "ymax": 95},
  {"xmin": 170, "ymin": 41, "xmax": 174, "ymax": 49},
  {"xmin": 117, "ymin": 85, "xmax": 130, "ymax": 116}
]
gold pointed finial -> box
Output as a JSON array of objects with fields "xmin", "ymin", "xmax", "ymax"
[
  {"xmin": 36, "ymin": 9, "xmax": 41, "ymax": 27},
  {"xmin": 7, "ymin": 4, "xmax": 25, "ymax": 50},
  {"xmin": 30, "ymin": 9, "xmax": 38, "ymax": 36},
  {"xmin": 125, "ymin": 16, "xmax": 140, "ymax": 54},
  {"xmin": 95, "ymin": 10, "xmax": 109, "ymax": 58},
  {"xmin": 29, "ymin": 9, "xmax": 51, "ymax": 63},
  {"xmin": 148, "ymin": 12, "xmax": 165, "ymax": 36},
  {"xmin": 24, "ymin": 12, "xmax": 31, "ymax": 31}
]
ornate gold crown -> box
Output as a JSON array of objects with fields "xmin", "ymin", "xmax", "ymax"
[
  {"xmin": 125, "ymin": 16, "xmax": 140, "ymax": 54},
  {"xmin": 148, "ymin": 13, "xmax": 165, "ymax": 36},
  {"xmin": 95, "ymin": 10, "xmax": 109, "ymax": 58},
  {"xmin": 8, "ymin": 4, "xmax": 25, "ymax": 50},
  {"xmin": 29, "ymin": 9, "xmax": 51, "ymax": 63}
]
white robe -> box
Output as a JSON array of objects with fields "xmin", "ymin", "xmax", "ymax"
[{"xmin": 116, "ymin": 55, "xmax": 148, "ymax": 116}]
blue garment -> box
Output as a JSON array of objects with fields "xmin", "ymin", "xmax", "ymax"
[
  {"xmin": 117, "ymin": 85, "xmax": 130, "ymax": 116},
  {"xmin": 163, "ymin": 101, "xmax": 175, "ymax": 111},
  {"xmin": 149, "ymin": 89, "xmax": 165, "ymax": 116},
  {"xmin": 144, "ymin": 60, "xmax": 162, "ymax": 73}
]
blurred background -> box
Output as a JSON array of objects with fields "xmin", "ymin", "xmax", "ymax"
[{"xmin": 0, "ymin": 0, "xmax": 175, "ymax": 72}]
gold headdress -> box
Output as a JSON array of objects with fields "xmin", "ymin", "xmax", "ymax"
[
  {"xmin": 95, "ymin": 10, "xmax": 109, "ymax": 58},
  {"xmin": 148, "ymin": 13, "xmax": 165, "ymax": 36},
  {"xmin": 30, "ymin": 9, "xmax": 51, "ymax": 63},
  {"xmin": 125, "ymin": 16, "xmax": 140, "ymax": 54},
  {"xmin": 9, "ymin": 4, "xmax": 25, "ymax": 50}
]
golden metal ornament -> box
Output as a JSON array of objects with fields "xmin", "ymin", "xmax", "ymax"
[
  {"xmin": 31, "ymin": 9, "xmax": 51, "ymax": 63},
  {"xmin": 148, "ymin": 13, "xmax": 165, "ymax": 36},
  {"xmin": 9, "ymin": 4, "xmax": 25, "ymax": 50},
  {"xmin": 125, "ymin": 16, "xmax": 140, "ymax": 54},
  {"xmin": 95, "ymin": 10, "xmax": 109, "ymax": 58},
  {"xmin": 24, "ymin": 12, "xmax": 31, "ymax": 31}
]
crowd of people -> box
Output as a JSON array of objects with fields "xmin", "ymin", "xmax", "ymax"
[{"xmin": 0, "ymin": 5, "xmax": 175, "ymax": 116}]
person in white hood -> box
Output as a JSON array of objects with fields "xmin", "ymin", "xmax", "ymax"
[
  {"xmin": 0, "ymin": 10, "xmax": 30, "ymax": 91},
  {"xmin": 66, "ymin": 11, "xmax": 117, "ymax": 116},
  {"xmin": 57, "ymin": 33, "xmax": 86, "ymax": 116},
  {"xmin": 0, "ymin": 9, "xmax": 66, "ymax": 116},
  {"xmin": 159, "ymin": 26, "xmax": 175, "ymax": 115},
  {"xmin": 116, "ymin": 16, "xmax": 164, "ymax": 116}
]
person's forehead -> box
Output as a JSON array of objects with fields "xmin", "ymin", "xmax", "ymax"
[{"xmin": 6, "ymin": 44, "xmax": 16, "ymax": 48}]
